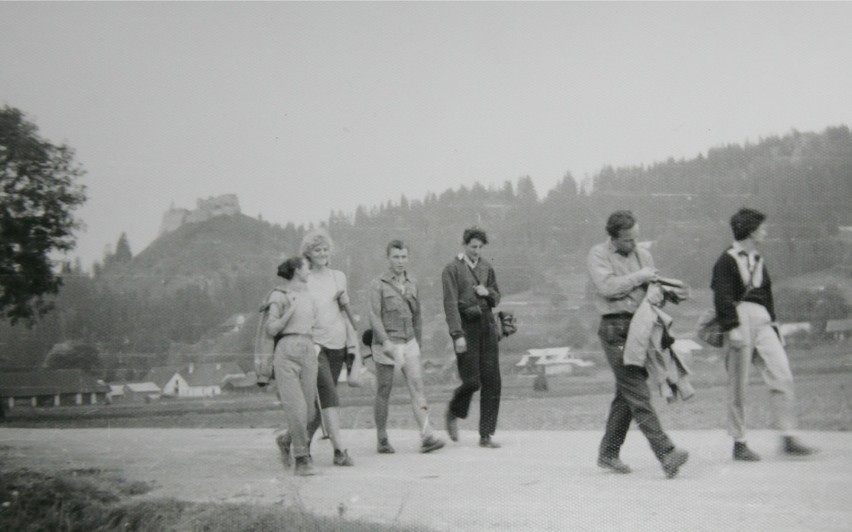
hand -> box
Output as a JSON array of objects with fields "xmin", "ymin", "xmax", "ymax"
[
  {"xmin": 454, "ymin": 337, "xmax": 467, "ymax": 354},
  {"xmin": 636, "ymin": 267, "xmax": 659, "ymax": 284},
  {"xmin": 728, "ymin": 326, "xmax": 746, "ymax": 349},
  {"xmin": 474, "ymin": 285, "xmax": 489, "ymax": 297},
  {"xmin": 646, "ymin": 284, "xmax": 664, "ymax": 306},
  {"xmin": 382, "ymin": 340, "xmax": 397, "ymax": 357},
  {"xmin": 335, "ymin": 289, "xmax": 350, "ymax": 306}
]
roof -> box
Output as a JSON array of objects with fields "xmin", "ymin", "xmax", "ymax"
[
  {"xmin": 146, "ymin": 366, "xmax": 181, "ymax": 388},
  {"xmin": 125, "ymin": 382, "xmax": 163, "ymax": 393},
  {"xmin": 826, "ymin": 319, "xmax": 852, "ymax": 333},
  {"xmin": 0, "ymin": 369, "xmax": 109, "ymax": 396}
]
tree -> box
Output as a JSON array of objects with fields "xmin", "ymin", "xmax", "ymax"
[{"xmin": 0, "ymin": 106, "xmax": 87, "ymax": 323}]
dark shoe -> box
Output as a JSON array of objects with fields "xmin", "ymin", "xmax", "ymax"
[
  {"xmin": 597, "ymin": 456, "xmax": 632, "ymax": 474},
  {"xmin": 445, "ymin": 409, "xmax": 459, "ymax": 442},
  {"xmin": 420, "ymin": 435, "xmax": 446, "ymax": 453},
  {"xmin": 733, "ymin": 441, "xmax": 761, "ymax": 462},
  {"xmin": 377, "ymin": 438, "xmax": 396, "ymax": 454},
  {"xmin": 275, "ymin": 432, "xmax": 291, "ymax": 468},
  {"xmin": 293, "ymin": 456, "xmax": 315, "ymax": 476},
  {"xmin": 479, "ymin": 436, "xmax": 501, "ymax": 449},
  {"xmin": 661, "ymin": 448, "xmax": 689, "ymax": 479},
  {"xmin": 333, "ymin": 449, "xmax": 354, "ymax": 466},
  {"xmin": 783, "ymin": 436, "xmax": 816, "ymax": 457}
]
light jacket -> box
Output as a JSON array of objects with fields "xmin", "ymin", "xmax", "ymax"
[
  {"xmin": 624, "ymin": 284, "xmax": 694, "ymax": 402},
  {"xmin": 369, "ymin": 271, "xmax": 422, "ymax": 348}
]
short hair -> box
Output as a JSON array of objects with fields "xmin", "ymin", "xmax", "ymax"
[
  {"xmin": 605, "ymin": 210, "xmax": 636, "ymax": 238},
  {"xmin": 730, "ymin": 208, "xmax": 766, "ymax": 241},
  {"xmin": 386, "ymin": 239, "xmax": 408, "ymax": 256},
  {"xmin": 277, "ymin": 256, "xmax": 305, "ymax": 280},
  {"xmin": 300, "ymin": 228, "xmax": 334, "ymax": 258},
  {"xmin": 462, "ymin": 226, "xmax": 488, "ymax": 245}
]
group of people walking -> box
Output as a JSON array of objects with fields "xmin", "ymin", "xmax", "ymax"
[{"xmin": 265, "ymin": 207, "xmax": 815, "ymax": 478}]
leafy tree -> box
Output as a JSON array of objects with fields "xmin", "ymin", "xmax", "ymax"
[{"xmin": 0, "ymin": 106, "xmax": 87, "ymax": 323}]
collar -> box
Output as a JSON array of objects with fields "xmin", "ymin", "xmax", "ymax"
[
  {"xmin": 730, "ymin": 241, "xmax": 759, "ymax": 260},
  {"xmin": 382, "ymin": 270, "xmax": 409, "ymax": 284},
  {"xmin": 458, "ymin": 253, "xmax": 479, "ymax": 268},
  {"xmin": 607, "ymin": 238, "xmax": 631, "ymax": 258}
]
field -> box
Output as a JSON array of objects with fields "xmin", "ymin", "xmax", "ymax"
[{"xmin": 5, "ymin": 343, "xmax": 851, "ymax": 433}]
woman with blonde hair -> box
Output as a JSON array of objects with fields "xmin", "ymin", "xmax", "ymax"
[{"xmin": 277, "ymin": 228, "xmax": 360, "ymax": 466}]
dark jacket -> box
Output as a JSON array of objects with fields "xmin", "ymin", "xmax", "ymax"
[
  {"xmin": 442, "ymin": 255, "xmax": 500, "ymax": 339},
  {"xmin": 710, "ymin": 249, "xmax": 776, "ymax": 332}
]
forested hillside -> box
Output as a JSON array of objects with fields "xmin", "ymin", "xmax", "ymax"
[{"xmin": 1, "ymin": 126, "xmax": 850, "ymax": 373}]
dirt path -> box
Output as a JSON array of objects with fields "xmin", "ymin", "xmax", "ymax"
[{"xmin": 1, "ymin": 427, "xmax": 849, "ymax": 531}]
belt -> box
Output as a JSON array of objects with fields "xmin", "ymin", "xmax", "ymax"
[
  {"xmin": 280, "ymin": 332, "xmax": 312, "ymax": 338},
  {"xmin": 601, "ymin": 312, "xmax": 633, "ymax": 319}
]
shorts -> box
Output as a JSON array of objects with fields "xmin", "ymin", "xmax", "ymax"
[{"xmin": 316, "ymin": 345, "xmax": 346, "ymax": 408}]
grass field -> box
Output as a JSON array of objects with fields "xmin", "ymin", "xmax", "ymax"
[{"xmin": 4, "ymin": 343, "xmax": 851, "ymax": 433}]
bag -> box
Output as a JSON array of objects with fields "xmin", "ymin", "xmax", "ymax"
[
  {"xmin": 495, "ymin": 310, "xmax": 518, "ymax": 341},
  {"xmin": 696, "ymin": 308, "xmax": 724, "ymax": 348},
  {"xmin": 460, "ymin": 303, "xmax": 483, "ymax": 319},
  {"xmin": 254, "ymin": 287, "xmax": 287, "ymax": 386}
]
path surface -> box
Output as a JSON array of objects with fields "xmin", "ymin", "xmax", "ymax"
[{"xmin": 1, "ymin": 428, "xmax": 849, "ymax": 531}]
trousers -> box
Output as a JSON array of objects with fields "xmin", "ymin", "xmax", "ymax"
[
  {"xmin": 273, "ymin": 335, "xmax": 318, "ymax": 459},
  {"xmin": 598, "ymin": 315, "xmax": 674, "ymax": 461},
  {"xmin": 725, "ymin": 302, "xmax": 796, "ymax": 439},
  {"xmin": 449, "ymin": 311, "xmax": 501, "ymax": 438}
]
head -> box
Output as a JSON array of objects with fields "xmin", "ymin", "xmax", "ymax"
[
  {"xmin": 462, "ymin": 227, "xmax": 488, "ymax": 262},
  {"xmin": 300, "ymin": 228, "xmax": 334, "ymax": 268},
  {"xmin": 605, "ymin": 210, "xmax": 639, "ymax": 255},
  {"xmin": 277, "ymin": 256, "xmax": 309, "ymax": 282},
  {"xmin": 386, "ymin": 239, "xmax": 409, "ymax": 276},
  {"xmin": 730, "ymin": 208, "xmax": 767, "ymax": 243}
]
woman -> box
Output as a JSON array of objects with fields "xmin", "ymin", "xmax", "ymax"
[
  {"xmin": 267, "ymin": 256, "xmax": 318, "ymax": 476},
  {"xmin": 280, "ymin": 228, "xmax": 358, "ymax": 466}
]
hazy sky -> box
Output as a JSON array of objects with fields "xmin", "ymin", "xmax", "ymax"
[{"xmin": 2, "ymin": 2, "xmax": 851, "ymax": 268}]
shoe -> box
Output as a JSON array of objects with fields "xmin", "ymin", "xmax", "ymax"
[
  {"xmin": 445, "ymin": 409, "xmax": 459, "ymax": 442},
  {"xmin": 293, "ymin": 456, "xmax": 315, "ymax": 476},
  {"xmin": 275, "ymin": 432, "xmax": 291, "ymax": 468},
  {"xmin": 478, "ymin": 436, "xmax": 501, "ymax": 449},
  {"xmin": 661, "ymin": 448, "xmax": 689, "ymax": 479},
  {"xmin": 733, "ymin": 441, "xmax": 761, "ymax": 462},
  {"xmin": 333, "ymin": 449, "xmax": 354, "ymax": 466},
  {"xmin": 597, "ymin": 456, "xmax": 632, "ymax": 474},
  {"xmin": 783, "ymin": 436, "xmax": 816, "ymax": 457},
  {"xmin": 377, "ymin": 438, "xmax": 396, "ymax": 454},
  {"xmin": 420, "ymin": 435, "xmax": 446, "ymax": 453}
]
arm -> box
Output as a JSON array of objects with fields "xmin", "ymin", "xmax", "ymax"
[
  {"xmin": 711, "ymin": 255, "xmax": 741, "ymax": 332},
  {"xmin": 265, "ymin": 292, "xmax": 294, "ymax": 337},
  {"xmin": 442, "ymin": 264, "xmax": 464, "ymax": 339},
  {"xmin": 483, "ymin": 264, "xmax": 501, "ymax": 308},
  {"xmin": 763, "ymin": 266, "xmax": 777, "ymax": 322},
  {"xmin": 412, "ymin": 284, "xmax": 423, "ymax": 346},
  {"xmin": 587, "ymin": 246, "xmax": 654, "ymax": 299},
  {"xmin": 369, "ymin": 280, "xmax": 391, "ymax": 345}
]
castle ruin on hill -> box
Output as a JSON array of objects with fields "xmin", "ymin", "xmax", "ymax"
[{"xmin": 158, "ymin": 194, "xmax": 241, "ymax": 235}]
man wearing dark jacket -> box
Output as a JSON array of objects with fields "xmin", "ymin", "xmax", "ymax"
[
  {"xmin": 442, "ymin": 227, "xmax": 502, "ymax": 448},
  {"xmin": 711, "ymin": 207, "xmax": 815, "ymax": 461}
]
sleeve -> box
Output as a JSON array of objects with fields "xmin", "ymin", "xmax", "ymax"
[
  {"xmin": 264, "ymin": 291, "xmax": 293, "ymax": 337},
  {"xmin": 763, "ymin": 267, "xmax": 776, "ymax": 322},
  {"xmin": 369, "ymin": 280, "xmax": 390, "ymax": 345},
  {"xmin": 711, "ymin": 255, "xmax": 741, "ymax": 332},
  {"xmin": 485, "ymin": 264, "xmax": 501, "ymax": 308},
  {"xmin": 587, "ymin": 246, "xmax": 645, "ymax": 299},
  {"xmin": 442, "ymin": 264, "xmax": 464, "ymax": 339},
  {"xmin": 412, "ymin": 284, "xmax": 423, "ymax": 346}
]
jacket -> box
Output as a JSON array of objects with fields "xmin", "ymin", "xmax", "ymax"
[
  {"xmin": 442, "ymin": 254, "xmax": 500, "ymax": 340},
  {"xmin": 624, "ymin": 285, "xmax": 694, "ymax": 402},
  {"xmin": 369, "ymin": 271, "xmax": 422, "ymax": 349}
]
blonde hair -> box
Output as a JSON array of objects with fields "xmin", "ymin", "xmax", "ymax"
[{"xmin": 300, "ymin": 227, "xmax": 334, "ymax": 259}]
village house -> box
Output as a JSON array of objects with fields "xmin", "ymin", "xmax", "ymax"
[
  {"xmin": 145, "ymin": 362, "xmax": 246, "ymax": 398},
  {"xmin": 0, "ymin": 369, "xmax": 110, "ymax": 409}
]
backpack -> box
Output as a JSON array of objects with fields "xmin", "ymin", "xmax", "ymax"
[{"xmin": 254, "ymin": 286, "xmax": 288, "ymax": 386}]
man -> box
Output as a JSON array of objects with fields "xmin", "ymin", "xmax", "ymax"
[
  {"xmin": 587, "ymin": 210, "xmax": 689, "ymax": 478},
  {"xmin": 369, "ymin": 240, "xmax": 445, "ymax": 454},
  {"xmin": 442, "ymin": 227, "xmax": 502, "ymax": 448},
  {"xmin": 711, "ymin": 207, "xmax": 815, "ymax": 461}
]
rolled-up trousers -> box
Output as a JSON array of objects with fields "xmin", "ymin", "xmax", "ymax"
[
  {"xmin": 725, "ymin": 302, "xmax": 796, "ymax": 440},
  {"xmin": 273, "ymin": 335, "xmax": 318, "ymax": 459},
  {"xmin": 449, "ymin": 311, "xmax": 501, "ymax": 438}
]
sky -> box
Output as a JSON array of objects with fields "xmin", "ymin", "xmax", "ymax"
[{"xmin": 2, "ymin": 2, "xmax": 852, "ymax": 269}]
